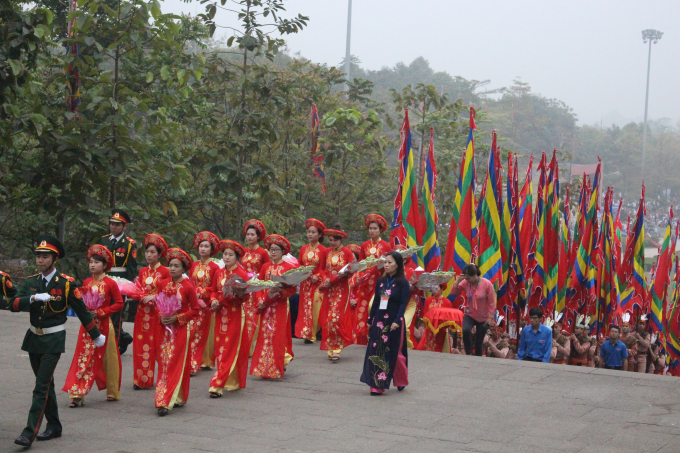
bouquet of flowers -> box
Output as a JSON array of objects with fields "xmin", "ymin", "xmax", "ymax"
[
  {"xmin": 81, "ymin": 288, "xmax": 105, "ymax": 311},
  {"xmin": 345, "ymin": 255, "xmax": 383, "ymax": 274},
  {"xmin": 396, "ymin": 245, "xmax": 424, "ymax": 259},
  {"xmin": 222, "ymin": 274, "xmax": 246, "ymax": 298},
  {"xmin": 416, "ymin": 271, "xmax": 456, "ymax": 291},
  {"xmin": 155, "ymin": 291, "xmax": 182, "ymax": 338},
  {"xmin": 230, "ymin": 276, "xmax": 281, "ymax": 294},
  {"xmin": 109, "ymin": 276, "xmax": 145, "ymax": 300},
  {"xmin": 270, "ymin": 265, "xmax": 315, "ymax": 286},
  {"xmin": 282, "ymin": 253, "xmax": 299, "ymax": 266}
]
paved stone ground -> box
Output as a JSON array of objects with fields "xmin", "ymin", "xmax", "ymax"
[{"xmin": 1, "ymin": 311, "xmax": 680, "ymax": 453}]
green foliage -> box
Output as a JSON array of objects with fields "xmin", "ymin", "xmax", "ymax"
[
  {"xmin": 6, "ymin": 0, "xmax": 672, "ymax": 284},
  {"xmin": 575, "ymin": 120, "xmax": 680, "ymax": 202}
]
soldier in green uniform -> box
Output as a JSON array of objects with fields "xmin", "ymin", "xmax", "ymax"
[
  {"xmin": 0, "ymin": 269, "xmax": 18, "ymax": 309},
  {"xmin": 9, "ymin": 235, "xmax": 105, "ymax": 448},
  {"xmin": 97, "ymin": 209, "xmax": 137, "ymax": 354}
]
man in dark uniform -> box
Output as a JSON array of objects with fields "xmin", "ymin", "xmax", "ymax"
[
  {"xmin": 9, "ymin": 235, "xmax": 104, "ymax": 448},
  {"xmin": 97, "ymin": 209, "xmax": 137, "ymax": 354},
  {"xmin": 0, "ymin": 269, "xmax": 18, "ymax": 309}
]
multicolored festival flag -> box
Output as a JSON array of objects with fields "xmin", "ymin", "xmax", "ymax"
[
  {"xmin": 390, "ymin": 109, "xmax": 423, "ymax": 264},
  {"xmin": 310, "ymin": 104, "xmax": 326, "ymax": 194},
  {"xmin": 443, "ymin": 107, "xmax": 478, "ymax": 277},
  {"xmin": 477, "ymin": 130, "xmax": 503, "ymax": 287},
  {"xmin": 557, "ymin": 185, "xmax": 571, "ymax": 317},
  {"xmin": 569, "ymin": 160, "xmax": 601, "ymax": 296},
  {"xmin": 596, "ymin": 187, "xmax": 622, "ymax": 335},
  {"xmin": 649, "ymin": 208, "xmax": 674, "ymax": 336},
  {"xmin": 542, "ymin": 150, "xmax": 561, "ymax": 316},
  {"xmin": 497, "ymin": 152, "xmax": 514, "ymax": 311},
  {"xmin": 666, "ymin": 275, "xmax": 680, "ymax": 376},
  {"xmin": 527, "ymin": 152, "xmax": 547, "ymax": 311},
  {"xmin": 421, "ymin": 128, "xmax": 441, "ymax": 272},
  {"xmin": 518, "ymin": 157, "xmax": 534, "ymax": 284},
  {"xmin": 619, "ymin": 184, "xmax": 647, "ymax": 313}
]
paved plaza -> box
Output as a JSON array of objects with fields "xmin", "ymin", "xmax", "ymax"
[{"xmin": 1, "ymin": 310, "xmax": 679, "ymax": 453}]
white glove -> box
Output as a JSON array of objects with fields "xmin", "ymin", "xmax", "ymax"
[
  {"xmin": 93, "ymin": 335, "xmax": 106, "ymax": 347},
  {"xmin": 33, "ymin": 293, "xmax": 51, "ymax": 303}
]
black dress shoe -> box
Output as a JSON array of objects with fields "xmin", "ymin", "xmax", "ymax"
[
  {"xmin": 304, "ymin": 339, "xmax": 314, "ymax": 344},
  {"xmin": 119, "ymin": 335, "xmax": 133, "ymax": 355},
  {"xmin": 158, "ymin": 408, "xmax": 168, "ymax": 416},
  {"xmin": 14, "ymin": 435, "xmax": 32, "ymax": 447},
  {"xmin": 370, "ymin": 391, "xmax": 382, "ymax": 396},
  {"xmin": 37, "ymin": 429, "xmax": 61, "ymax": 441},
  {"xmin": 397, "ymin": 386, "xmax": 405, "ymax": 391}
]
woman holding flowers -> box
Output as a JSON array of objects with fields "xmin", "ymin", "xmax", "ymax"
[
  {"xmin": 62, "ymin": 245, "xmax": 123, "ymax": 406},
  {"xmin": 241, "ymin": 219, "xmax": 270, "ymax": 352},
  {"xmin": 295, "ymin": 219, "xmax": 328, "ymax": 344},
  {"xmin": 132, "ymin": 234, "xmax": 170, "ymax": 390},
  {"xmin": 354, "ymin": 214, "xmax": 392, "ymax": 344},
  {"xmin": 208, "ymin": 240, "xmax": 250, "ymax": 397},
  {"xmin": 250, "ymin": 234, "xmax": 296, "ymax": 379},
  {"xmin": 155, "ymin": 248, "xmax": 200, "ymax": 416},
  {"xmin": 360, "ymin": 251, "xmax": 410, "ymax": 395},
  {"xmin": 319, "ymin": 226, "xmax": 355, "ymax": 362},
  {"xmin": 188, "ymin": 231, "xmax": 221, "ymax": 374}
]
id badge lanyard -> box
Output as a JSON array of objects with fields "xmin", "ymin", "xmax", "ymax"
[
  {"xmin": 380, "ymin": 276, "xmax": 396, "ymax": 310},
  {"xmin": 466, "ymin": 282, "xmax": 475, "ymax": 314}
]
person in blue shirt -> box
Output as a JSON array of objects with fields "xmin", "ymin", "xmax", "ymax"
[
  {"xmin": 598, "ymin": 325, "xmax": 629, "ymax": 371},
  {"xmin": 517, "ymin": 308, "xmax": 553, "ymax": 363}
]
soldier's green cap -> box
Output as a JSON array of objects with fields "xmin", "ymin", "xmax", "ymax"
[
  {"xmin": 34, "ymin": 234, "xmax": 65, "ymax": 259},
  {"xmin": 110, "ymin": 209, "xmax": 131, "ymax": 224}
]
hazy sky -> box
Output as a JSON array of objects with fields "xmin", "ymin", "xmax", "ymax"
[{"xmin": 163, "ymin": 0, "xmax": 679, "ymax": 127}]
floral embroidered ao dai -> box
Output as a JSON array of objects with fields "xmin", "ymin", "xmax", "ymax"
[
  {"xmin": 319, "ymin": 247, "xmax": 355, "ymax": 356},
  {"xmin": 208, "ymin": 264, "xmax": 251, "ymax": 394},
  {"xmin": 294, "ymin": 243, "xmax": 327, "ymax": 342},
  {"xmin": 62, "ymin": 275, "xmax": 123, "ymax": 400},
  {"xmin": 249, "ymin": 260, "xmax": 295, "ymax": 379},
  {"xmin": 188, "ymin": 260, "xmax": 220, "ymax": 373},
  {"xmin": 133, "ymin": 263, "xmax": 170, "ymax": 388},
  {"xmin": 241, "ymin": 246, "xmax": 271, "ymax": 349},
  {"xmin": 154, "ymin": 278, "xmax": 199, "ymax": 409}
]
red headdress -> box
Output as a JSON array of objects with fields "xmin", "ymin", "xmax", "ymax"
[
  {"xmin": 164, "ymin": 248, "xmax": 193, "ymax": 270},
  {"xmin": 364, "ymin": 214, "xmax": 387, "ymax": 231},
  {"xmin": 144, "ymin": 233, "xmax": 168, "ymax": 256},
  {"xmin": 218, "ymin": 239, "xmax": 246, "ymax": 258},
  {"xmin": 323, "ymin": 228, "xmax": 347, "ymax": 239},
  {"xmin": 305, "ymin": 218, "xmax": 326, "ymax": 234},
  {"xmin": 193, "ymin": 231, "xmax": 220, "ymax": 256},
  {"xmin": 87, "ymin": 244, "xmax": 114, "ymax": 272},
  {"xmin": 347, "ymin": 244, "xmax": 361, "ymax": 255},
  {"xmin": 243, "ymin": 219, "xmax": 267, "ymax": 240},
  {"xmin": 264, "ymin": 234, "xmax": 291, "ymax": 255}
]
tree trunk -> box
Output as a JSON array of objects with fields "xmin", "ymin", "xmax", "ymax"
[{"xmin": 233, "ymin": 0, "xmax": 252, "ymax": 236}]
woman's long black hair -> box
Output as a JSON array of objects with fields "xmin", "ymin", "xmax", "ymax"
[{"xmin": 379, "ymin": 251, "xmax": 406, "ymax": 286}]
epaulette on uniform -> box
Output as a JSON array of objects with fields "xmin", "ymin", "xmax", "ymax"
[
  {"xmin": 127, "ymin": 237, "xmax": 136, "ymax": 244},
  {"xmin": 27, "ymin": 273, "xmax": 40, "ymax": 278},
  {"xmin": 60, "ymin": 274, "xmax": 75, "ymax": 282},
  {"xmin": 0, "ymin": 270, "xmax": 8, "ymax": 277},
  {"xmin": 102, "ymin": 234, "xmax": 110, "ymax": 238}
]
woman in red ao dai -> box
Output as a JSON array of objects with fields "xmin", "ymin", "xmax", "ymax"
[
  {"xmin": 208, "ymin": 240, "xmax": 250, "ymax": 397},
  {"xmin": 63, "ymin": 245, "xmax": 123, "ymax": 406},
  {"xmin": 132, "ymin": 234, "xmax": 170, "ymax": 389}
]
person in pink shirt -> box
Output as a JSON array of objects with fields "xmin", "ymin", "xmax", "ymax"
[{"xmin": 449, "ymin": 264, "xmax": 496, "ymax": 356}]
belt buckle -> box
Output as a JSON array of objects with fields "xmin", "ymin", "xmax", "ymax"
[{"xmin": 35, "ymin": 327, "xmax": 44, "ymax": 336}]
